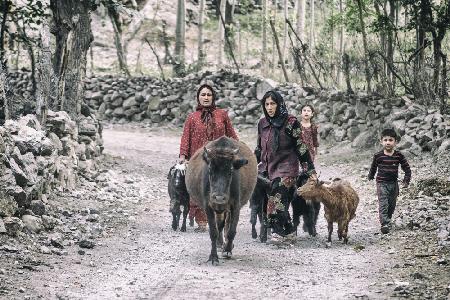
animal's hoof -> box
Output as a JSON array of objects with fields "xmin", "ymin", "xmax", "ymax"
[
  {"xmin": 189, "ymin": 218, "xmax": 194, "ymax": 227},
  {"xmin": 325, "ymin": 241, "xmax": 332, "ymax": 248},
  {"xmin": 251, "ymin": 228, "xmax": 258, "ymax": 239},
  {"xmin": 180, "ymin": 226, "xmax": 186, "ymax": 232},
  {"xmin": 344, "ymin": 238, "xmax": 349, "ymax": 244},
  {"xmin": 172, "ymin": 225, "xmax": 178, "ymax": 231},
  {"xmin": 207, "ymin": 255, "xmax": 219, "ymax": 265},
  {"xmin": 222, "ymin": 251, "xmax": 232, "ymax": 259},
  {"xmin": 217, "ymin": 242, "xmax": 224, "ymax": 250},
  {"xmin": 223, "ymin": 243, "xmax": 234, "ymax": 253}
]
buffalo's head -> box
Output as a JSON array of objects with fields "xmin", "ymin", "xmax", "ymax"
[{"xmin": 202, "ymin": 143, "xmax": 248, "ymax": 213}]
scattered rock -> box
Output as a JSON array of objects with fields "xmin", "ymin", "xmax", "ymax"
[{"xmin": 79, "ymin": 239, "xmax": 95, "ymax": 249}]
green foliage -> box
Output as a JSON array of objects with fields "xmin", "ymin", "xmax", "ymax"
[
  {"xmin": 3, "ymin": 0, "xmax": 49, "ymax": 27},
  {"xmin": 343, "ymin": 0, "xmax": 374, "ymax": 35},
  {"xmin": 236, "ymin": 12, "xmax": 262, "ymax": 36}
]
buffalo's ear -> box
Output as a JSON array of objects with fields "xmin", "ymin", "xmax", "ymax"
[{"xmin": 233, "ymin": 158, "xmax": 248, "ymax": 169}]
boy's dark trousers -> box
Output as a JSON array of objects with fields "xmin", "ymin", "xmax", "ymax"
[{"xmin": 376, "ymin": 181, "xmax": 399, "ymax": 226}]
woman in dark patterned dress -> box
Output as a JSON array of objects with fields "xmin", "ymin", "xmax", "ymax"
[{"xmin": 254, "ymin": 90, "xmax": 316, "ymax": 238}]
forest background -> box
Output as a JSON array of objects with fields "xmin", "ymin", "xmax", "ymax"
[{"xmin": 1, "ymin": 0, "xmax": 450, "ymax": 123}]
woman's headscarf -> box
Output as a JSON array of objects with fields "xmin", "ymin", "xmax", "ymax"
[
  {"xmin": 196, "ymin": 84, "xmax": 217, "ymax": 141},
  {"xmin": 261, "ymin": 90, "xmax": 289, "ymax": 152}
]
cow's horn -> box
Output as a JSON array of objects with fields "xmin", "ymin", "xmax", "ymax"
[{"xmin": 232, "ymin": 148, "xmax": 239, "ymax": 154}]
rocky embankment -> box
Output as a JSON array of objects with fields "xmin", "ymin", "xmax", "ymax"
[{"xmin": 0, "ymin": 112, "xmax": 103, "ymax": 237}]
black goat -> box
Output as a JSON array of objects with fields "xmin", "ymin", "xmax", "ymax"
[
  {"xmin": 167, "ymin": 164, "xmax": 190, "ymax": 231},
  {"xmin": 291, "ymin": 172, "xmax": 321, "ymax": 236},
  {"xmin": 250, "ymin": 172, "xmax": 320, "ymax": 242}
]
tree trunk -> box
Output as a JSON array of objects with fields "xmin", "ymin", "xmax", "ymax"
[
  {"xmin": 262, "ymin": 0, "xmax": 268, "ymax": 72},
  {"xmin": 355, "ymin": 0, "xmax": 371, "ymax": 92},
  {"xmin": 440, "ymin": 52, "xmax": 447, "ymax": 113},
  {"xmin": 309, "ymin": 0, "xmax": 315, "ymax": 52},
  {"xmin": 135, "ymin": 41, "xmax": 143, "ymax": 75},
  {"xmin": 198, "ymin": 0, "xmax": 205, "ymax": 67},
  {"xmin": 272, "ymin": 0, "xmax": 277, "ymax": 69},
  {"xmin": 270, "ymin": 18, "xmax": 289, "ymax": 82},
  {"xmin": 236, "ymin": 20, "xmax": 241, "ymax": 65},
  {"xmin": 50, "ymin": 0, "xmax": 95, "ymax": 118},
  {"xmin": 107, "ymin": 5, "xmax": 130, "ymax": 76},
  {"xmin": 217, "ymin": 0, "xmax": 226, "ymax": 67},
  {"xmin": 337, "ymin": 0, "xmax": 344, "ymax": 87},
  {"xmin": 297, "ymin": 0, "xmax": 305, "ymax": 42},
  {"xmin": 90, "ymin": 45, "xmax": 94, "ymax": 76},
  {"xmin": 174, "ymin": 0, "xmax": 186, "ymax": 76},
  {"xmin": 0, "ymin": 62, "xmax": 9, "ymax": 122},
  {"xmin": 224, "ymin": 0, "xmax": 236, "ymax": 57},
  {"xmin": 0, "ymin": 0, "xmax": 9, "ymax": 69},
  {"xmin": 16, "ymin": 25, "xmax": 37, "ymax": 98},
  {"xmin": 343, "ymin": 52, "xmax": 353, "ymax": 94},
  {"xmin": 282, "ymin": 0, "xmax": 288, "ymax": 66},
  {"xmin": 387, "ymin": 0, "xmax": 395, "ymax": 87},
  {"xmin": 36, "ymin": 21, "xmax": 53, "ymax": 125},
  {"xmin": 162, "ymin": 21, "xmax": 173, "ymax": 64}
]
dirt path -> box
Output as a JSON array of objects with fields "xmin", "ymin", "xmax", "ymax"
[{"xmin": 1, "ymin": 125, "xmax": 448, "ymax": 299}]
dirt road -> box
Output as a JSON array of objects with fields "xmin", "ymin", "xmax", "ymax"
[{"xmin": 1, "ymin": 125, "xmax": 448, "ymax": 299}]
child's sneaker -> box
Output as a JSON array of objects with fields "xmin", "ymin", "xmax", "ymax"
[{"xmin": 381, "ymin": 225, "xmax": 390, "ymax": 234}]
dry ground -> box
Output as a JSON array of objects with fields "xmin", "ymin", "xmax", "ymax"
[{"xmin": 0, "ymin": 124, "xmax": 448, "ymax": 299}]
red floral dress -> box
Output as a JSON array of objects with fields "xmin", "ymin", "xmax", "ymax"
[{"xmin": 180, "ymin": 109, "xmax": 238, "ymax": 224}]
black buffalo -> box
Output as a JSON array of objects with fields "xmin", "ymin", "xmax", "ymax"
[{"xmin": 186, "ymin": 136, "xmax": 257, "ymax": 265}]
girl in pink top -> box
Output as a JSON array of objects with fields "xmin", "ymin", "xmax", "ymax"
[{"xmin": 299, "ymin": 104, "xmax": 319, "ymax": 161}]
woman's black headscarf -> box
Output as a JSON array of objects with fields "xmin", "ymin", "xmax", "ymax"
[{"xmin": 261, "ymin": 90, "xmax": 289, "ymax": 152}]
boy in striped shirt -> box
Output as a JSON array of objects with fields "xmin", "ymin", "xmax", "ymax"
[{"xmin": 368, "ymin": 129, "xmax": 411, "ymax": 234}]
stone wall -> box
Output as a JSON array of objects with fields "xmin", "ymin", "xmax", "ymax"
[
  {"xmin": 0, "ymin": 112, "xmax": 103, "ymax": 236},
  {"xmin": 83, "ymin": 70, "xmax": 450, "ymax": 154},
  {"xmin": 4, "ymin": 70, "xmax": 450, "ymax": 155}
]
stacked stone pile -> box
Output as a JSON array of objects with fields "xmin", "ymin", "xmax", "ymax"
[{"xmin": 0, "ymin": 112, "xmax": 103, "ymax": 236}]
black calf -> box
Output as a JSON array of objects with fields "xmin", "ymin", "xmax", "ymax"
[
  {"xmin": 291, "ymin": 172, "xmax": 320, "ymax": 236},
  {"xmin": 167, "ymin": 164, "xmax": 190, "ymax": 231},
  {"xmin": 249, "ymin": 174, "xmax": 270, "ymax": 242}
]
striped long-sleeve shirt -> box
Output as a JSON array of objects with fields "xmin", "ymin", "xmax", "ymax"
[{"xmin": 368, "ymin": 150, "xmax": 411, "ymax": 185}]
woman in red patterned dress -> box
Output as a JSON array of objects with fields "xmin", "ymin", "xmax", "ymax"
[{"xmin": 179, "ymin": 84, "xmax": 238, "ymax": 232}]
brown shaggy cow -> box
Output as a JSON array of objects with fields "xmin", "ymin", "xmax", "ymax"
[
  {"xmin": 186, "ymin": 136, "xmax": 257, "ymax": 264},
  {"xmin": 297, "ymin": 177, "xmax": 359, "ymax": 245}
]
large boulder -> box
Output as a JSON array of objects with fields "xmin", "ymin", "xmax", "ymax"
[
  {"xmin": 3, "ymin": 217, "xmax": 24, "ymax": 236},
  {"xmin": 351, "ymin": 129, "xmax": 378, "ymax": 149},
  {"xmin": 78, "ymin": 117, "xmax": 98, "ymax": 137},
  {"xmin": 0, "ymin": 191, "xmax": 17, "ymax": 217},
  {"xmin": 256, "ymin": 79, "xmax": 278, "ymax": 100},
  {"xmin": 0, "ymin": 218, "xmax": 6, "ymax": 233},
  {"xmin": 22, "ymin": 215, "xmax": 43, "ymax": 233}
]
